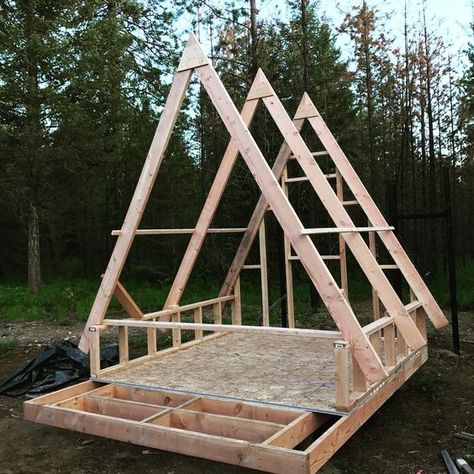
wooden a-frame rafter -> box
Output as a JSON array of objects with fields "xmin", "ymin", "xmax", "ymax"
[
  {"xmin": 218, "ymin": 86, "xmax": 448, "ymax": 333},
  {"xmin": 79, "ymin": 34, "xmax": 387, "ymax": 383}
]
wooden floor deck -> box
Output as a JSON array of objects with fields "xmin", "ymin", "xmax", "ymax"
[{"xmin": 98, "ymin": 332, "xmax": 340, "ymax": 413}]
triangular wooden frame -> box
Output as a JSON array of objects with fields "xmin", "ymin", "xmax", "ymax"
[{"xmin": 78, "ymin": 34, "xmax": 446, "ymax": 385}]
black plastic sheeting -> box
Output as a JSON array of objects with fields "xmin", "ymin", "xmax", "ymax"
[{"xmin": 0, "ymin": 341, "xmax": 118, "ymax": 397}]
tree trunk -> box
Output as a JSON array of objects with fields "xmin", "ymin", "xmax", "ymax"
[
  {"xmin": 28, "ymin": 204, "xmax": 41, "ymax": 295},
  {"xmin": 249, "ymin": 0, "xmax": 258, "ymax": 78}
]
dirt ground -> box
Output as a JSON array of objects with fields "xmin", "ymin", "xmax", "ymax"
[{"xmin": 0, "ymin": 311, "xmax": 473, "ymax": 474}]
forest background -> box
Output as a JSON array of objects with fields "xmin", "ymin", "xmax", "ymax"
[{"xmin": 0, "ymin": 0, "xmax": 473, "ymax": 328}]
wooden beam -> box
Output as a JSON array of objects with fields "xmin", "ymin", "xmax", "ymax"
[
  {"xmin": 103, "ymin": 318, "xmax": 342, "ymax": 339},
  {"xmin": 114, "ymin": 281, "xmax": 144, "ymax": 319},
  {"xmin": 334, "ymin": 340, "xmax": 350, "ymax": 411},
  {"xmin": 78, "ymin": 44, "xmax": 194, "ymax": 353},
  {"xmin": 118, "ymin": 326, "xmax": 129, "ymax": 364},
  {"xmin": 336, "ymin": 170, "xmax": 348, "ymax": 298},
  {"xmin": 305, "ymin": 98, "xmax": 448, "ymax": 330},
  {"xmin": 111, "ymin": 228, "xmax": 247, "ymax": 236},
  {"xmin": 162, "ymin": 70, "xmax": 263, "ymax": 311},
  {"xmin": 302, "ymin": 226, "xmax": 395, "ymax": 234},
  {"xmin": 195, "ymin": 66, "xmax": 386, "ymax": 382},
  {"xmin": 259, "ymin": 219, "xmax": 270, "ymax": 326},
  {"xmin": 259, "ymin": 82, "xmax": 425, "ymax": 352},
  {"xmin": 368, "ymin": 230, "xmax": 381, "ymax": 320},
  {"xmin": 282, "ymin": 166, "xmax": 295, "ymax": 328},
  {"xmin": 232, "ymin": 276, "xmax": 242, "ymax": 325},
  {"xmin": 193, "ymin": 307, "xmax": 203, "ymax": 340},
  {"xmin": 263, "ymin": 412, "xmax": 328, "ymax": 448},
  {"xmin": 89, "ymin": 327, "xmax": 101, "ymax": 377}
]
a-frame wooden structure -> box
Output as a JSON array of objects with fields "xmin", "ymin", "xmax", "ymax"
[{"xmin": 24, "ymin": 34, "xmax": 448, "ymax": 473}]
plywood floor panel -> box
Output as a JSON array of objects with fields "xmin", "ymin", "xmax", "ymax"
[{"xmin": 100, "ymin": 332, "xmax": 339, "ymax": 412}]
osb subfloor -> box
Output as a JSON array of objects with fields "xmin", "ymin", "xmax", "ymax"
[{"xmin": 99, "ymin": 332, "xmax": 340, "ymax": 413}]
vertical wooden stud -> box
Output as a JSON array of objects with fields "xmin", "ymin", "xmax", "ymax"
[
  {"xmin": 232, "ymin": 276, "xmax": 242, "ymax": 325},
  {"xmin": 194, "ymin": 307, "xmax": 203, "ymax": 340},
  {"xmin": 282, "ymin": 166, "xmax": 295, "ymax": 328},
  {"xmin": 89, "ymin": 327, "xmax": 101, "ymax": 377},
  {"xmin": 169, "ymin": 305, "xmax": 181, "ymax": 347},
  {"xmin": 334, "ymin": 340, "xmax": 350, "ymax": 410},
  {"xmin": 147, "ymin": 321, "xmax": 157, "ymax": 355},
  {"xmin": 397, "ymin": 328, "xmax": 408, "ymax": 361},
  {"xmin": 384, "ymin": 323, "xmax": 397, "ymax": 367},
  {"xmin": 259, "ymin": 218, "xmax": 270, "ymax": 326},
  {"xmin": 416, "ymin": 307, "xmax": 427, "ymax": 341},
  {"xmin": 368, "ymin": 228, "xmax": 381, "ymax": 320},
  {"xmin": 213, "ymin": 302, "xmax": 222, "ymax": 325},
  {"xmin": 352, "ymin": 353, "xmax": 368, "ymax": 393},
  {"xmin": 335, "ymin": 170, "xmax": 348, "ymax": 298},
  {"xmin": 118, "ymin": 326, "xmax": 129, "ymax": 364},
  {"xmin": 369, "ymin": 331, "xmax": 382, "ymax": 358}
]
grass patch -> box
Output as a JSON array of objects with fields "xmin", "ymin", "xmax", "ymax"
[{"xmin": 0, "ymin": 338, "xmax": 19, "ymax": 356}]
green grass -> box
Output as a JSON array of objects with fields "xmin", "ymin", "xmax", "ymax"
[
  {"xmin": 0, "ymin": 337, "xmax": 19, "ymax": 355},
  {"xmin": 0, "ymin": 258, "xmax": 472, "ymax": 324}
]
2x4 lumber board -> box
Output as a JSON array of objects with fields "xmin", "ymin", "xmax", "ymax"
[
  {"xmin": 183, "ymin": 397, "xmax": 301, "ymax": 425},
  {"xmin": 362, "ymin": 316, "xmax": 394, "ymax": 336},
  {"xmin": 336, "ymin": 169, "xmax": 348, "ymax": 298},
  {"xmin": 147, "ymin": 319, "xmax": 157, "ymax": 355},
  {"xmin": 163, "ymin": 67, "xmax": 263, "ymax": 312},
  {"xmin": 24, "ymin": 404, "xmax": 308, "ymax": 474},
  {"xmin": 89, "ymin": 327, "xmax": 101, "ymax": 376},
  {"xmin": 84, "ymin": 394, "xmax": 165, "ymax": 421},
  {"xmin": 263, "ymin": 412, "xmax": 329, "ymax": 448},
  {"xmin": 289, "ymin": 151, "xmax": 328, "ymax": 158},
  {"xmin": 103, "ymin": 319, "xmax": 341, "ymax": 339},
  {"xmin": 302, "ymin": 226, "xmax": 395, "ymax": 234},
  {"xmin": 342, "ymin": 200, "xmax": 359, "ymax": 206},
  {"xmin": 143, "ymin": 295, "xmax": 235, "ymax": 320},
  {"xmin": 380, "ymin": 264, "xmax": 399, "ymax": 270},
  {"xmin": 405, "ymin": 300, "xmax": 423, "ymax": 313},
  {"xmin": 305, "ymin": 346, "xmax": 428, "ymax": 472},
  {"xmin": 306, "ymin": 103, "xmax": 448, "ymax": 329},
  {"xmin": 284, "ymin": 176, "xmax": 310, "ymax": 183},
  {"xmin": 384, "ymin": 324, "xmax": 397, "ymax": 366},
  {"xmin": 352, "ymin": 354, "xmax": 368, "ymax": 393},
  {"xmin": 78, "ymin": 61, "xmax": 193, "ymax": 353},
  {"xmin": 334, "ymin": 341, "xmax": 351, "ymax": 411},
  {"xmin": 232, "ymin": 277, "xmax": 242, "ymax": 325},
  {"xmin": 262, "ymin": 85, "xmax": 424, "ymax": 351},
  {"xmin": 193, "ymin": 307, "xmax": 203, "ymax": 340},
  {"xmin": 259, "ymin": 77, "xmax": 424, "ymax": 357},
  {"xmin": 194, "ymin": 65, "xmax": 386, "ymax": 383},
  {"xmin": 368, "ymin": 229, "xmax": 381, "ymax": 320},
  {"xmin": 282, "ymin": 166, "xmax": 295, "ymax": 328},
  {"xmin": 150, "ymin": 407, "xmax": 284, "ymax": 444},
  {"xmin": 415, "ymin": 307, "xmax": 427, "ymax": 340},
  {"xmin": 219, "ymin": 98, "xmax": 306, "ymax": 300},
  {"xmin": 114, "ymin": 281, "xmax": 144, "ymax": 319},
  {"xmin": 23, "ymin": 381, "xmax": 102, "ymax": 407},
  {"xmin": 111, "ymin": 228, "xmax": 247, "ymax": 236},
  {"xmin": 242, "ymin": 264, "xmax": 261, "ymax": 270},
  {"xmin": 259, "ymin": 219, "xmax": 270, "ymax": 326},
  {"xmin": 288, "ymin": 255, "xmax": 340, "ymax": 261},
  {"xmin": 118, "ymin": 326, "xmax": 129, "ymax": 364},
  {"xmin": 171, "ymin": 307, "xmax": 181, "ymax": 347},
  {"xmin": 113, "ymin": 385, "xmax": 193, "ymax": 407}
]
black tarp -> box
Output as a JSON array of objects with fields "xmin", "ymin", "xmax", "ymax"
[{"xmin": 0, "ymin": 341, "xmax": 118, "ymax": 396}]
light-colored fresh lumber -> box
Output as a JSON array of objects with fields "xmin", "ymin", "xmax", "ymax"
[
  {"xmin": 113, "ymin": 281, "xmax": 144, "ymax": 319},
  {"xmin": 302, "ymin": 226, "xmax": 395, "ymax": 234},
  {"xmin": 263, "ymin": 412, "xmax": 328, "ymax": 448},
  {"xmin": 103, "ymin": 318, "xmax": 341, "ymax": 339},
  {"xmin": 89, "ymin": 327, "xmax": 101, "ymax": 377},
  {"xmin": 162, "ymin": 70, "xmax": 263, "ymax": 311},
  {"xmin": 259, "ymin": 219, "xmax": 270, "ymax": 326},
  {"xmin": 150, "ymin": 407, "xmax": 284, "ymax": 443},
  {"xmin": 195, "ymin": 65, "xmax": 385, "ymax": 382},
  {"xmin": 24, "ymin": 404, "xmax": 308, "ymax": 474},
  {"xmin": 362, "ymin": 316, "xmax": 394, "ymax": 336},
  {"xmin": 334, "ymin": 340, "xmax": 350, "ymax": 410},
  {"xmin": 384, "ymin": 323, "xmax": 397, "ymax": 366},
  {"xmin": 335, "ymin": 169, "xmax": 348, "ymax": 298},
  {"xmin": 118, "ymin": 326, "xmax": 129, "ymax": 364},
  {"xmin": 306, "ymin": 97, "xmax": 448, "ymax": 330},
  {"xmin": 111, "ymin": 228, "xmax": 247, "ymax": 236},
  {"xmin": 242, "ymin": 264, "xmax": 261, "ymax": 270},
  {"xmin": 368, "ymin": 229, "xmax": 381, "ymax": 320},
  {"xmin": 232, "ymin": 277, "xmax": 242, "ymax": 325},
  {"xmin": 78, "ymin": 52, "xmax": 194, "ymax": 353},
  {"xmin": 193, "ymin": 307, "xmax": 203, "ymax": 340}
]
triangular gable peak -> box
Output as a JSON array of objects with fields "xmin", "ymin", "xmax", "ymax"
[{"xmin": 79, "ymin": 34, "xmax": 446, "ymax": 385}]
